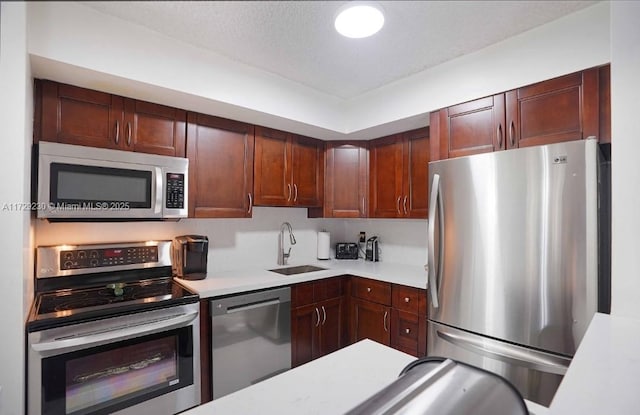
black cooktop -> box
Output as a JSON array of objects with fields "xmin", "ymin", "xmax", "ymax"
[{"xmin": 27, "ymin": 278, "xmax": 199, "ymax": 332}]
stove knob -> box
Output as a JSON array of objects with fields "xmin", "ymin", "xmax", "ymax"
[
  {"xmin": 77, "ymin": 251, "xmax": 86, "ymax": 259},
  {"xmin": 90, "ymin": 250, "xmax": 99, "ymax": 259},
  {"xmin": 63, "ymin": 261, "xmax": 73, "ymax": 269},
  {"xmin": 90, "ymin": 259, "xmax": 99, "ymax": 267},
  {"xmin": 64, "ymin": 252, "xmax": 74, "ymax": 260}
]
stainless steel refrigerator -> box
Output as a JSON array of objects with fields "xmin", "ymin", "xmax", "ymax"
[{"xmin": 426, "ymin": 139, "xmax": 610, "ymax": 407}]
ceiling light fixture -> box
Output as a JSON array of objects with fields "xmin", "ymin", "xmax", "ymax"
[{"xmin": 334, "ymin": 2, "xmax": 385, "ymax": 39}]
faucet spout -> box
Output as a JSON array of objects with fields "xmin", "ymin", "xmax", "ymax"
[{"xmin": 278, "ymin": 222, "xmax": 296, "ymax": 265}]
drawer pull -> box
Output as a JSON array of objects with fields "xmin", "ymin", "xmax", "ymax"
[
  {"xmin": 367, "ymin": 287, "xmax": 371, "ymax": 293},
  {"xmin": 405, "ymin": 328, "xmax": 411, "ymax": 334},
  {"xmin": 404, "ymin": 297, "xmax": 410, "ymax": 303}
]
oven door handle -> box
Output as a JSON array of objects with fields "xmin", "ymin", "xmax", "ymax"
[{"xmin": 31, "ymin": 311, "xmax": 198, "ymax": 353}]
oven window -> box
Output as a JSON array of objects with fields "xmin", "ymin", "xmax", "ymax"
[
  {"xmin": 41, "ymin": 327, "xmax": 193, "ymax": 415},
  {"xmin": 50, "ymin": 163, "xmax": 152, "ymax": 209}
]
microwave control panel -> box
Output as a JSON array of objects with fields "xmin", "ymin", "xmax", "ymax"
[{"xmin": 166, "ymin": 173, "xmax": 185, "ymax": 209}]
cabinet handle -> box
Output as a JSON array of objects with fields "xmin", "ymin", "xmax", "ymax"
[
  {"xmin": 367, "ymin": 287, "xmax": 371, "ymax": 293},
  {"xmin": 403, "ymin": 195, "xmax": 408, "ymax": 215},
  {"xmin": 315, "ymin": 307, "xmax": 320, "ymax": 327},
  {"xmin": 405, "ymin": 328, "xmax": 411, "ymax": 334},
  {"xmin": 383, "ymin": 311, "xmax": 388, "ymax": 332},
  {"xmin": 293, "ymin": 184, "xmax": 298, "ymax": 202},
  {"xmin": 509, "ymin": 121, "xmax": 515, "ymax": 148},
  {"xmin": 287, "ymin": 184, "xmax": 292, "ymax": 202},
  {"xmin": 321, "ymin": 306, "xmax": 326, "ymax": 325},
  {"xmin": 396, "ymin": 196, "xmax": 402, "ymax": 215},
  {"xmin": 497, "ymin": 123, "xmax": 503, "ymax": 149},
  {"xmin": 361, "ymin": 197, "xmax": 366, "ymax": 216},
  {"xmin": 247, "ymin": 193, "xmax": 253, "ymax": 214},
  {"xmin": 126, "ymin": 122, "xmax": 132, "ymax": 146},
  {"xmin": 404, "ymin": 297, "xmax": 410, "ymax": 303},
  {"xmin": 114, "ymin": 120, "xmax": 120, "ymax": 144}
]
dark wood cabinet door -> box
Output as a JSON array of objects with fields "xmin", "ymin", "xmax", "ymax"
[
  {"xmin": 291, "ymin": 135, "xmax": 323, "ymax": 207},
  {"xmin": 404, "ymin": 127, "xmax": 430, "ymax": 218},
  {"xmin": 124, "ymin": 99, "xmax": 186, "ymax": 156},
  {"xmin": 506, "ymin": 69, "xmax": 599, "ymax": 148},
  {"xmin": 186, "ymin": 113, "xmax": 254, "ymax": 218},
  {"xmin": 441, "ymin": 94, "xmax": 506, "ymax": 158},
  {"xmin": 318, "ymin": 297, "xmax": 343, "ymax": 357},
  {"xmin": 324, "ymin": 142, "xmax": 368, "ymax": 218},
  {"xmin": 369, "ymin": 134, "xmax": 404, "ymax": 218},
  {"xmin": 351, "ymin": 298, "xmax": 390, "ymax": 346},
  {"xmin": 291, "ymin": 304, "xmax": 320, "ymax": 368},
  {"xmin": 37, "ymin": 80, "xmax": 123, "ymax": 149},
  {"xmin": 253, "ymin": 126, "xmax": 291, "ymax": 206}
]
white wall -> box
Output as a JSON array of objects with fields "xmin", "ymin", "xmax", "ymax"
[
  {"xmin": 0, "ymin": 3, "xmax": 33, "ymax": 415},
  {"xmin": 610, "ymin": 2, "xmax": 640, "ymax": 319}
]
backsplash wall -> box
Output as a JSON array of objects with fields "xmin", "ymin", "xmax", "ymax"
[{"xmin": 35, "ymin": 208, "xmax": 427, "ymax": 272}]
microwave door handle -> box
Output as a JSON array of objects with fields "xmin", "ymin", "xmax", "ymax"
[{"xmin": 154, "ymin": 167, "xmax": 163, "ymax": 215}]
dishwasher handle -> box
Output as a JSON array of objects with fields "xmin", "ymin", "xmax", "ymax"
[{"xmin": 210, "ymin": 287, "xmax": 291, "ymax": 316}]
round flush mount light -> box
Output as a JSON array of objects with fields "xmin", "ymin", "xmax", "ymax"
[{"xmin": 334, "ymin": 3, "xmax": 385, "ymax": 39}]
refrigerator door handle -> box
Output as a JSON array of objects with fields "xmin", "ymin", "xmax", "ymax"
[
  {"xmin": 428, "ymin": 173, "xmax": 444, "ymax": 308},
  {"xmin": 436, "ymin": 329, "xmax": 570, "ymax": 376}
]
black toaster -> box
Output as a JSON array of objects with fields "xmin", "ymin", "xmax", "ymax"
[{"xmin": 335, "ymin": 243, "xmax": 359, "ymax": 259}]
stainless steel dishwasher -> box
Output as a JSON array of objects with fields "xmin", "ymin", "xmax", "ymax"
[{"xmin": 210, "ymin": 286, "xmax": 291, "ymax": 399}]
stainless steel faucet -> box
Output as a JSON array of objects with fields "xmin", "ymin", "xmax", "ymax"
[{"xmin": 278, "ymin": 222, "xmax": 297, "ymax": 265}]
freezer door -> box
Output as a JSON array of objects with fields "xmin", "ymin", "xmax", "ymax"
[
  {"xmin": 428, "ymin": 321, "xmax": 570, "ymax": 407},
  {"xmin": 427, "ymin": 139, "xmax": 599, "ymax": 356}
]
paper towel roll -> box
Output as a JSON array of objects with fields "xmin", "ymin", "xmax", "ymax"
[{"xmin": 317, "ymin": 231, "xmax": 330, "ymax": 260}]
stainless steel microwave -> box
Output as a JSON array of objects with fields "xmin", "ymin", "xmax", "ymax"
[{"xmin": 36, "ymin": 141, "xmax": 188, "ymax": 220}]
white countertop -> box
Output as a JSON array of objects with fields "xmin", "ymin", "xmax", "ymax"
[
  {"xmin": 184, "ymin": 339, "xmax": 415, "ymax": 415},
  {"xmin": 184, "ymin": 339, "xmax": 546, "ymax": 415},
  {"xmin": 177, "ymin": 259, "xmax": 426, "ymax": 298},
  {"xmin": 549, "ymin": 312, "xmax": 640, "ymax": 414}
]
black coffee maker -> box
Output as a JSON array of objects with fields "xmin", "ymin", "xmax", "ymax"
[{"xmin": 171, "ymin": 235, "xmax": 209, "ymax": 280}]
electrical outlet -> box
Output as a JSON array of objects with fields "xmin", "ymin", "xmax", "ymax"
[{"xmin": 359, "ymin": 232, "xmax": 366, "ymax": 243}]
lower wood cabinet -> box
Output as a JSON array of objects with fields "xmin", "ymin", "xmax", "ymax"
[
  {"xmin": 291, "ymin": 277, "xmax": 346, "ymax": 367},
  {"xmin": 350, "ymin": 277, "xmax": 427, "ymax": 357},
  {"xmin": 351, "ymin": 297, "xmax": 391, "ymax": 346}
]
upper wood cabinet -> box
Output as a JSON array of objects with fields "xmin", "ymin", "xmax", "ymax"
[
  {"xmin": 369, "ymin": 127, "xmax": 429, "ymax": 218},
  {"xmin": 317, "ymin": 141, "xmax": 369, "ymax": 218},
  {"xmin": 186, "ymin": 113, "xmax": 255, "ymax": 218},
  {"xmin": 35, "ymin": 79, "xmax": 186, "ymax": 157},
  {"xmin": 430, "ymin": 65, "xmax": 610, "ymax": 160},
  {"xmin": 253, "ymin": 126, "xmax": 324, "ymax": 207},
  {"xmin": 123, "ymin": 99, "xmax": 186, "ymax": 156}
]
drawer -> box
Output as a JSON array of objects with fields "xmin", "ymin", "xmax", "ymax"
[
  {"xmin": 291, "ymin": 281, "xmax": 314, "ymax": 307},
  {"xmin": 352, "ymin": 277, "xmax": 391, "ymax": 305},
  {"xmin": 314, "ymin": 277, "xmax": 343, "ymax": 302},
  {"xmin": 391, "ymin": 309, "xmax": 419, "ymax": 354},
  {"xmin": 392, "ymin": 285, "xmax": 423, "ymax": 313}
]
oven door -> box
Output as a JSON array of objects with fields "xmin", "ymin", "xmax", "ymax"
[{"xmin": 28, "ymin": 304, "xmax": 200, "ymax": 415}]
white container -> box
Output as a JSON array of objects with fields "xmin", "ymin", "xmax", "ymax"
[{"xmin": 317, "ymin": 231, "xmax": 330, "ymax": 260}]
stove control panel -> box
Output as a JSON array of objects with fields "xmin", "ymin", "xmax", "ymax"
[{"xmin": 60, "ymin": 246, "xmax": 159, "ymax": 270}]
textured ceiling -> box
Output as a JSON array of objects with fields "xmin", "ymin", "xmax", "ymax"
[{"xmin": 81, "ymin": 1, "xmax": 596, "ymax": 99}]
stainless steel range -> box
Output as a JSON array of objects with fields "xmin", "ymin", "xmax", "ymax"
[{"xmin": 26, "ymin": 241, "xmax": 201, "ymax": 415}]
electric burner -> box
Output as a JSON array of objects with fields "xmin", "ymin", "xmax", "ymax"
[{"xmin": 27, "ymin": 241, "xmax": 199, "ymax": 332}]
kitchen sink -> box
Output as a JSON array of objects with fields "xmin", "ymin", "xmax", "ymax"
[{"xmin": 268, "ymin": 265, "xmax": 327, "ymax": 275}]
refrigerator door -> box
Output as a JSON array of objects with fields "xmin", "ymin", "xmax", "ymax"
[
  {"xmin": 428, "ymin": 320, "xmax": 570, "ymax": 407},
  {"xmin": 427, "ymin": 140, "xmax": 599, "ymax": 356}
]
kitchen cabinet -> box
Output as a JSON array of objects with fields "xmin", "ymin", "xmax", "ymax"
[
  {"xmin": 430, "ymin": 65, "xmax": 609, "ymax": 161},
  {"xmin": 253, "ymin": 126, "xmax": 324, "ymax": 207},
  {"xmin": 310, "ymin": 141, "xmax": 369, "ymax": 218},
  {"xmin": 369, "ymin": 127, "xmax": 430, "ymax": 218},
  {"xmin": 390, "ymin": 285, "xmax": 427, "ymax": 357},
  {"xmin": 350, "ymin": 277, "xmax": 426, "ymax": 356},
  {"xmin": 350, "ymin": 278, "xmax": 392, "ymax": 346},
  {"xmin": 186, "ymin": 113, "xmax": 254, "ymax": 218},
  {"xmin": 35, "ymin": 79, "xmax": 186, "ymax": 156},
  {"xmin": 291, "ymin": 277, "xmax": 345, "ymax": 367}
]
